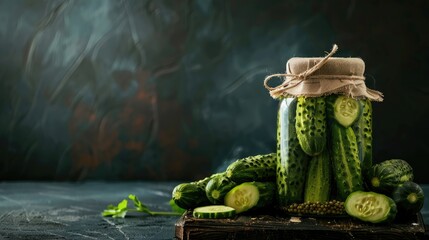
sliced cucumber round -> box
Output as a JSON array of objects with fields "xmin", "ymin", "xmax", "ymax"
[
  {"xmin": 192, "ymin": 205, "xmax": 236, "ymax": 219},
  {"xmin": 224, "ymin": 182, "xmax": 260, "ymax": 214},
  {"xmin": 345, "ymin": 191, "xmax": 397, "ymax": 223},
  {"xmin": 330, "ymin": 95, "xmax": 362, "ymax": 127}
]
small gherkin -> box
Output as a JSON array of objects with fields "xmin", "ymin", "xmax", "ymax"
[
  {"xmin": 277, "ymin": 98, "xmax": 310, "ymax": 207},
  {"xmin": 304, "ymin": 149, "xmax": 331, "ymax": 203},
  {"xmin": 172, "ymin": 173, "xmax": 222, "ymax": 209},
  {"xmin": 226, "ymin": 153, "xmax": 277, "ymax": 183},
  {"xmin": 352, "ymin": 98, "xmax": 373, "ymax": 175},
  {"xmin": 331, "ymin": 123, "xmax": 363, "ymax": 200},
  {"xmin": 205, "ymin": 174, "xmax": 237, "ymax": 204},
  {"xmin": 295, "ymin": 96, "xmax": 327, "ymax": 156},
  {"xmin": 195, "ymin": 173, "xmax": 224, "ymax": 190}
]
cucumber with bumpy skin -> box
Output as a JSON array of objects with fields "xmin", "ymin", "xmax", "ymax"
[
  {"xmin": 345, "ymin": 191, "xmax": 397, "ymax": 224},
  {"xmin": 172, "ymin": 183, "xmax": 210, "ymax": 209},
  {"xmin": 331, "ymin": 123, "xmax": 363, "ymax": 200},
  {"xmin": 352, "ymin": 98, "xmax": 373, "ymax": 174},
  {"xmin": 304, "ymin": 149, "xmax": 331, "ymax": 203},
  {"xmin": 277, "ymin": 98, "xmax": 310, "ymax": 206},
  {"xmin": 172, "ymin": 173, "xmax": 221, "ymax": 209},
  {"xmin": 193, "ymin": 205, "xmax": 236, "ymax": 219},
  {"xmin": 205, "ymin": 174, "xmax": 237, "ymax": 204},
  {"xmin": 295, "ymin": 96, "xmax": 327, "ymax": 156},
  {"xmin": 226, "ymin": 153, "xmax": 276, "ymax": 183},
  {"xmin": 224, "ymin": 182, "xmax": 276, "ymax": 214}
]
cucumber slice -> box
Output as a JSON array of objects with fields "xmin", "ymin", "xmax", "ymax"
[
  {"xmin": 224, "ymin": 182, "xmax": 260, "ymax": 214},
  {"xmin": 331, "ymin": 95, "xmax": 361, "ymax": 127},
  {"xmin": 192, "ymin": 205, "xmax": 236, "ymax": 219},
  {"xmin": 345, "ymin": 191, "xmax": 397, "ymax": 223}
]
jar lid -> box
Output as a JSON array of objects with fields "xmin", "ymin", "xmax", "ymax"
[
  {"xmin": 264, "ymin": 45, "xmax": 383, "ymax": 101},
  {"xmin": 287, "ymin": 57, "xmax": 365, "ymax": 77}
]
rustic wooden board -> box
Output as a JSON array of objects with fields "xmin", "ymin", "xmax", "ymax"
[{"xmin": 175, "ymin": 211, "xmax": 426, "ymax": 240}]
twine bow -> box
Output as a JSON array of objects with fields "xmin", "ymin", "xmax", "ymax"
[{"xmin": 263, "ymin": 44, "xmax": 369, "ymax": 99}]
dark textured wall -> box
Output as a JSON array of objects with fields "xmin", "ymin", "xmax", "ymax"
[{"xmin": 1, "ymin": 0, "xmax": 428, "ymax": 182}]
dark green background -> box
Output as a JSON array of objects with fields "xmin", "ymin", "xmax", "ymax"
[{"xmin": 1, "ymin": 0, "xmax": 428, "ymax": 182}]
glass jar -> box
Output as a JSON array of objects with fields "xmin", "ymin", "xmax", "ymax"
[
  {"xmin": 265, "ymin": 48, "xmax": 382, "ymax": 207},
  {"xmin": 276, "ymin": 94, "xmax": 373, "ymax": 207}
]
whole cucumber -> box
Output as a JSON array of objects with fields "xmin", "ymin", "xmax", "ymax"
[{"xmin": 295, "ymin": 96, "xmax": 327, "ymax": 156}]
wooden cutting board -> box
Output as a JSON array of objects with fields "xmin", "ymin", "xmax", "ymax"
[{"xmin": 175, "ymin": 211, "xmax": 426, "ymax": 240}]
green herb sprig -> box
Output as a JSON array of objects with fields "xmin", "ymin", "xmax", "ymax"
[{"xmin": 102, "ymin": 194, "xmax": 185, "ymax": 218}]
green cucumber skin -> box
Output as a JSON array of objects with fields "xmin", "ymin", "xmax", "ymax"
[
  {"xmin": 345, "ymin": 191, "xmax": 397, "ymax": 224},
  {"xmin": 295, "ymin": 96, "xmax": 327, "ymax": 156},
  {"xmin": 392, "ymin": 181, "xmax": 424, "ymax": 215},
  {"xmin": 172, "ymin": 173, "xmax": 221, "ymax": 209},
  {"xmin": 352, "ymin": 99, "xmax": 373, "ymax": 175},
  {"xmin": 251, "ymin": 181, "xmax": 276, "ymax": 208},
  {"xmin": 226, "ymin": 153, "xmax": 276, "ymax": 183},
  {"xmin": 331, "ymin": 123, "xmax": 363, "ymax": 201},
  {"xmin": 172, "ymin": 183, "xmax": 210, "ymax": 209},
  {"xmin": 277, "ymin": 98, "xmax": 310, "ymax": 206},
  {"xmin": 193, "ymin": 211, "xmax": 234, "ymax": 219},
  {"xmin": 205, "ymin": 175, "xmax": 237, "ymax": 204},
  {"xmin": 368, "ymin": 159, "xmax": 414, "ymax": 194},
  {"xmin": 193, "ymin": 206, "xmax": 236, "ymax": 219},
  {"xmin": 304, "ymin": 149, "xmax": 331, "ymax": 203},
  {"xmin": 195, "ymin": 173, "xmax": 223, "ymax": 189}
]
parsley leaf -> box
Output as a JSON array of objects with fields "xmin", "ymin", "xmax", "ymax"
[
  {"xmin": 102, "ymin": 195, "xmax": 183, "ymax": 218},
  {"xmin": 128, "ymin": 194, "xmax": 150, "ymax": 213},
  {"xmin": 102, "ymin": 199, "xmax": 128, "ymax": 218}
]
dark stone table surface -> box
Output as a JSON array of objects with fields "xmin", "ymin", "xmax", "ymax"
[
  {"xmin": 0, "ymin": 182, "xmax": 428, "ymax": 240},
  {"xmin": 0, "ymin": 182, "xmax": 181, "ymax": 240}
]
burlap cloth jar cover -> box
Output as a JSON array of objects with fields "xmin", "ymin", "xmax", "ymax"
[{"xmin": 264, "ymin": 44, "xmax": 384, "ymax": 101}]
